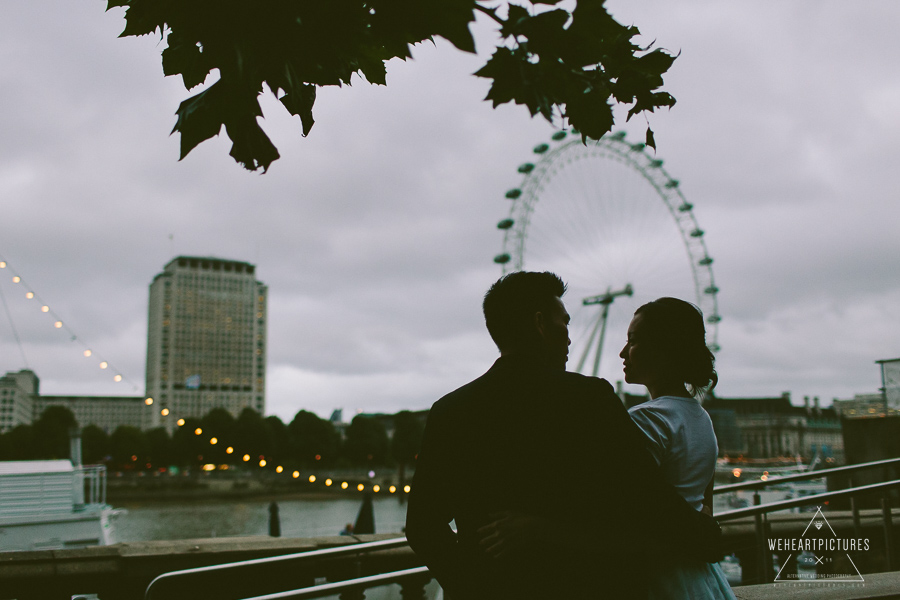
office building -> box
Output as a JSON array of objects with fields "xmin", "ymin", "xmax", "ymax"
[
  {"xmin": 0, "ymin": 370, "xmax": 38, "ymax": 433},
  {"xmin": 35, "ymin": 395, "xmax": 144, "ymax": 433},
  {"xmin": 145, "ymin": 256, "xmax": 267, "ymax": 429}
]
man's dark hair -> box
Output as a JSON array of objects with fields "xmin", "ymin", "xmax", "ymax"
[{"xmin": 482, "ymin": 271, "xmax": 567, "ymax": 353}]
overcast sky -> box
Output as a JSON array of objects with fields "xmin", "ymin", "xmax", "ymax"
[{"xmin": 1, "ymin": 1, "xmax": 898, "ymax": 423}]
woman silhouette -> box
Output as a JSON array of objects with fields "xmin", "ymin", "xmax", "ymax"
[{"xmin": 621, "ymin": 297, "xmax": 735, "ymax": 599}]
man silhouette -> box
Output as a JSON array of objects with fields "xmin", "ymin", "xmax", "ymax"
[{"xmin": 406, "ymin": 272, "xmax": 720, "ymax": 599}]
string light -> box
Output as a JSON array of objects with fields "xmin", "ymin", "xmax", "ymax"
[
  {"xmin": 341, "ymin": 482, "xmax": 349, "ymax": 489},
  {"xmin": 99, "ymin": 362, "xmax": 108, "ymax": 369},
  {"xmin": 293, "ymin": 471, "xmax": 300, "ymax": 479},
  {"xmin": 161, "ymin": 408, "xmax": 169, "ymax": 416},
  {"xmin": 308, "ymin": 475, "xmax": 316, "ymax": 483},
  {"xmin": 226, "ymin": 447, "xmax": 233, "ymax": 454},
  {"xmin": 194, "ymin": 428, "xmax": 202, "ymax": 435},
  {"xmin": 389, "ymin": 486, "xmax": 397, "ymax": 494},
  {"xmin": 357, "ymin": 484, "xmax": 365, "ymax": 491},
  {"xmin": 259, "ymin": 459, "xmax": 266, "ymax": 467},
  {"xmin": 373, "ymin": 485, "xmax": 381, "ymax": 493},
  {"xmin": 403, "ymin": 485, "xmax": 411, "ymax": 493},
  {"xmin": 325, "ymin": 479, "xmax": 333, "ymax": 487},
  {"xmin": 210, "ymin": 437, "xmax": 218, "ymax": 445},
  {"xmin": 145, "ymin": 398, "xmax": 153, "ymax": 405},
  {"xmin": 177, "ymin": 419, "xmax": 185, "ymax": 426},
  {"xmin": 275, "ymin": 466, "xmax": 283, "ymax": 473},
  {"xmin": 243, "ymin": 454, "xmax": 250, "ymax": 462},
  {"xmin": 0, "ymin": 254, "xmax": 139, "ymax": 391}
]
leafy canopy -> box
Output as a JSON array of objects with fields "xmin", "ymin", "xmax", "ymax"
[{"xmin": 109, "ymin": 0, "xmax": 677, "ymax": 172}]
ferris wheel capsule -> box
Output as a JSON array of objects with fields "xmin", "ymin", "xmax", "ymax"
[{"xmin": 494, "ymin": 129, "xmax": 721, "ymax": 378}]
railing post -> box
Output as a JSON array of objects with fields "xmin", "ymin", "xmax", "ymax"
[
  {"xmin": 339, "ymin": 587, "xmax": 366, "ymax": 600},
  {"xmin": 755, "ymin": 511, "xmax": 771, "ymax": 583},
  {"xmin": 849, "ymin": 477, "xmax": 862, "ymax": 540},
  {"xmin": 883, "ymin": 490, "xmax": 895, "ymax": 571},
  {"xmin": 399, "ymin": 574, "xmax": 432, "ymax": 600}
]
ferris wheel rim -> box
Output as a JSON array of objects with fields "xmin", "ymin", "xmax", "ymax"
[{"xmin": 494, "ymin": 129, "xmax": 721, "ymax": 353}]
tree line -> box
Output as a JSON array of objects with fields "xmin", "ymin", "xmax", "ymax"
[{"xmin": 0, "ymin": 405, "xmax": 424, "ymax": 471}]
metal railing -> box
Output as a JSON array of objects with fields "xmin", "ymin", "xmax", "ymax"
[
  {"xmin": 239, "ymin": 566, "xmax": 432, "ymax": 600},
  {"xmin": 714, "ymin": 456, "xmax": 900, "ymax": 495},
  {"xmin": 716, "ymin": 478, "xmax": 900, "ymax": 584},
  {"xmin": 144, "ymin": 537, "xmax": 412, "ymax": 600},
  {"xmin": 146, "ymin": 457, "xmax": 900, "ymax": 600}
]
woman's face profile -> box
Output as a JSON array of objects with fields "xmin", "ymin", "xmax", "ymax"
[{"xmin": 620, "ymin": 313, "xmax": 651, "ymax": 385}]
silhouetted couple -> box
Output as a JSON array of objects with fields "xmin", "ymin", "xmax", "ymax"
[{"xmin": 406, "ymin": 272, "xmax": 736, "ymax": 599}]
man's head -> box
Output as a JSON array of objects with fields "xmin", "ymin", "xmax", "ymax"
[{"xmin": 482, "ymin": 271, "xmax": 570, "ymax": 368}]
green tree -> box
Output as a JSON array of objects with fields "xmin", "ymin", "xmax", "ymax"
[
  {"xmin": 145, "ymin": 427, "xmax": 174, "ymax": 468},
  {"xmin": 234, "ymin": 408, "xmax": 273, "ymax": 463},
  {"xmin": 264, "ymin": 415, "xmax": 290, "ymax": 464},
  {"xmin": 343, "ymin": 415, "xmax": 390, "ymax": 465},
  {"xmin": 109, "ymin": 426, "xmax": 148, "ymax": 469},
  {"xmin": 81, "ymin": 425, "xmax": 111, "ymax": 464},
  {"xmin": 391, "ymin": 411, "xmax": 424, "ymax": 466},
  {"xmin": 108, "ymin": 0, "xmax": 676, "ymax": 172},
  {"xmin": 33, "ymin": 406, "xmax": 78, "ymax": 460},
  {"xmin": 172, "ymin": 417, "xmax": 204, "ymax": 466},
  {"xmin": 0, "ymin": 424, "xmax": 36, "ymax": 460},
  {"xmin": 201, "ymin": 408, "xmax": 238, "ymax": 464},
  {"xmin": 288, "ymin": 410, "xmax": 339, "ymax": 466}
]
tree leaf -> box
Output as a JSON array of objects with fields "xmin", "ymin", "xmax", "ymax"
[
  {"xmin": 280, "ymin": 84, "xmax": 317, "ymax": 136},
  {"xmin": 170, "ymin": 83, "xmax": 226, "ymax": 160},
  {"xmin": 119, "ymin": 0, "xmax": 169, "ymax": 38},
  {"xmin": 225, "ymin": 118, "xmax": 280, "ymax": 173},
  {"xmin": 645, "ymin": 126, "xmax": 656, "ymax": 151},
  {"xmin": 161, "ymin": 33, "xmax": 211, "ymax": 90}
]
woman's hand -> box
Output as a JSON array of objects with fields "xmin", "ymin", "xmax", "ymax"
[{"xmin": 476, "ymin": 511, "xmax": 550, "ymax": 560}]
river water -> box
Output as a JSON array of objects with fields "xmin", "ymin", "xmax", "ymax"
[
  {"xmin": 110, "ymin": 495, "xmax": 409, "ymax": 542},
  {"xmin": 110, "ymin": 496, "xmax": 439, "ymax": 599}
]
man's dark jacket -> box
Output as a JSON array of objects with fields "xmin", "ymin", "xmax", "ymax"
[{"xmin": 406, "ymin": 354, "xmax": 721, "ymax": 599}]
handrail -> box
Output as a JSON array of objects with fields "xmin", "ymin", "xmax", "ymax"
[
  {"xmin": 244, "ymin": 480, "xmax": 900, "ymax": 600},
  {"xmin": 714, "ymin": 456, "xmax": 900, "ymax": 494},
  {"xmin": 144, "ymin": 537, "xmax": 410, "ymax": 600},
  {"xmin": 147, "ymin": 458, "xmax": 900, "ymax": 599},
  {"xmin": 716, "ymin": 479, "xmax": 900, "ymax": 521},
  {"xmin": 239, "ymin": 566, "xmax": 431, "ymax": 600}
]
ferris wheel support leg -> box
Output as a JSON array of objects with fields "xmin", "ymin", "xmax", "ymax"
[
  {"xmin": 591, "ymin": 303, "xmax": 611, "ymax": 378},
  {"xmin": 576, "ymin": 309, "xmax": 604, "ymax": 374}
]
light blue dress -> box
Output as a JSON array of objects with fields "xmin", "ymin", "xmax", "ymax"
[{"xmin": 629, "ymin": 396, "xmax": 737, "ymax": 600}]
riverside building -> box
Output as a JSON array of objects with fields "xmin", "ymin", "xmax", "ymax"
[
  {"xmin": 145, "ymin": 256, "xmax": 267, "ymax": 430},
  {"xmin": 0, "ymin": 369, "xmax": 38, "ymax": 433}
]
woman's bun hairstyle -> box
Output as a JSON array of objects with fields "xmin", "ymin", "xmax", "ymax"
[{"xmin": 634, "ymin": 297, "xmax": 718, "ymax": 397}]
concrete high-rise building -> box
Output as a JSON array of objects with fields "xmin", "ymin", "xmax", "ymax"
[
  {"xmin": 35, "ymin": 395, "xmax": 144, "ymax": 434},
  {"xmin": 0, "ymin": 369, "xmax": 38, "ymax": 433},
  {"xmin": 145, "ymin": 256, "xmax": 267, "ymax": 429}
]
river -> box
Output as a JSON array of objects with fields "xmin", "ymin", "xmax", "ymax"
[{"xmin": 110, "ymin": 495, "xmax": 409, "ymax": 542}]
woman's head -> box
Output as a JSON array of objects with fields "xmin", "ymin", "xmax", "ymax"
[{"xmin": 619, "ymin": 297, "xmax": 717, "ymax": 397}]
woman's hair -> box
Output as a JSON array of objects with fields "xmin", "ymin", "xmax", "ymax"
[{"xmin": 634, "ymin": 297, "xmax": 718, "ymax": 397}]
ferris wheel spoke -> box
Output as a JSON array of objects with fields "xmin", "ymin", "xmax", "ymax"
[{"xmin": 496, "ymin": 131, "xmax": 720, "ymax": 379}]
